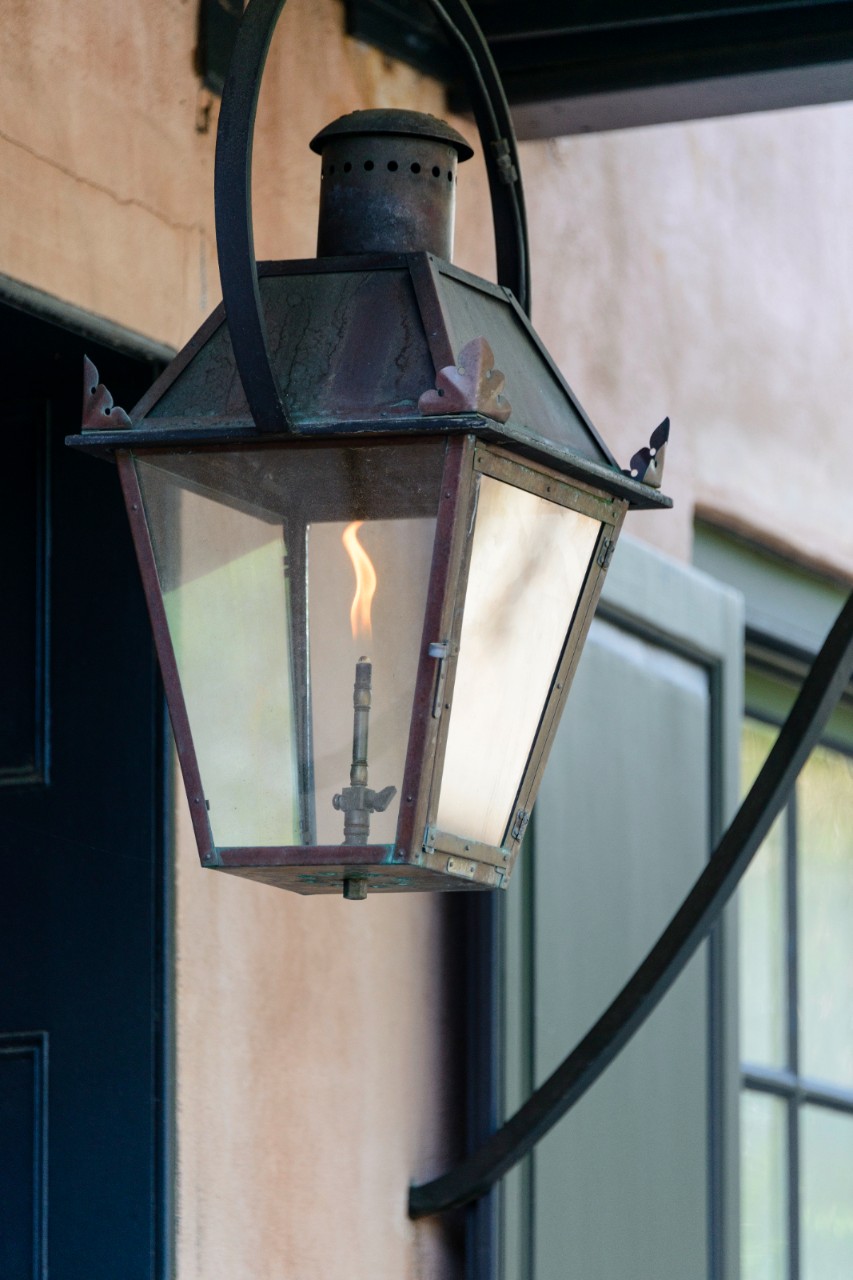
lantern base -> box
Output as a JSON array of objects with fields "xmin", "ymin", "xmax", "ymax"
[{"xmin": 212, "ymin": 846, "xmax": 504, "ymax": 895}]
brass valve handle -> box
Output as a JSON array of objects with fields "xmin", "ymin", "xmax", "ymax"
[{"xmin": 332, "ymin": 658, "xmax": 397, "ymax": 844}]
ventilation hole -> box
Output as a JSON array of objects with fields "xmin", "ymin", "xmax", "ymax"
[
  {"xmin": 364, "ymin": 160, "xmax": 374, "ymax": 171},
  {"xmin": 343, "ymin": 161, "xmax": 352, "ymax": 173},
  {"xmin": 410, "ymin": 162, "xmax": 421, "ymax": 174},
  {"xmin": 431, "ymin": 165, "xmax": 440, "ymax": 177},
  {"xmin": 90, "ymin": 385, "xmax": 97, "ymax": 394},
  {"xmin": 387, "ymin": 160, "xmax": 398, "ymax": 172},
  {"xmin": 447, "ymin": 170, "xmax": 453, "ymax": 181},
  {"xmin": 104, "ymin": 406, "xmax": 111, "ymax": 415}
]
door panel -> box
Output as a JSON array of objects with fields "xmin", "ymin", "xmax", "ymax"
[
  {"xmin": 0, "ymin": 303, "xmax": 168, "ymax": 1279},
  {"xmin": 0, "ymin": 1033, "xmax": 47, "ymax": 1278},
  {"xmin": 0, "ymin": 404, "xmax": 47, "ymax": 783}
]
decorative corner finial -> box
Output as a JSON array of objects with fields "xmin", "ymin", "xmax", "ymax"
[
  {"xmin": 82, "ymin": 356, "xmax": 132, "ymax": 431},
  {"xmin": 623, "ymin": 417, "xmax": 669, "ymax": 488},
  {"xmin": 418, "ymin": 337, "xmax": 511, "ymax": 424}
]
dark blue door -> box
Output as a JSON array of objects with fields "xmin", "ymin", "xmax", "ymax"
[{"xmin": 0, "ymin": 304, "xmax": 168, "ymax": 1278}]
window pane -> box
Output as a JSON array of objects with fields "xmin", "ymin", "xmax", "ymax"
[
  {"xmin": 742, "ymin": 715, "xmax": 780, "ymax": 793},
  {"xmin": 740, "ymin": 1091, "xmax": 788, "ymax": 1280},
  {"xmin": 801, "ymin": 1106, "xmax": 853, "ymax": 1279},
  {"xmin": 798, "ymin": 743, "xmax": 853, "ymax": 1087},
  {"xmin": 740, "ymin": 719, "xmax": 787, "ymax": 1067}
]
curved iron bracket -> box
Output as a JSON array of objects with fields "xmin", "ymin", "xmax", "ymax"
[
  {"xmin": 214, "ymin": 0, "xmax": 529, "ymax": 434},
  {"xmin": 409, "ymin": 587, "xmax": 853, "ymax": 1217}
]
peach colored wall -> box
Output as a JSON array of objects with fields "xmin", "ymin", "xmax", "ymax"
[
  {"xmin": 0, "ymin": 1, "xmax": 219, "ymax": 348},
  {"xmin": 3, "ymin": 2, "xmax": 853, "ymax": 1277},
  {"xmin": 517, "ymin": 108, "xmax": 853, "ymax": 576},
  {"xmin": 0, "ymin": 0, "xmax": 491, "ymax": 346},
  {"xmin": 173, "ymin": 800, "xmax": 464, "ymax": 1280}
]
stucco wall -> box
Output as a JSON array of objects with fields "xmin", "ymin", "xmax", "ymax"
[
  {"xmin": 518, "ymin": 108, "xmax": 853, "ymax": 575},
  {"xmin": 173, "ymin": 803, "xmax": 465, "ymax": 1280},
  {"xmin": 1, "ymin": 1, "xmax": 219, "ymax": 347},
  {"xmin": 2, "ymin": 2, "xmax": 853, "ymax": 1277},
  {"xmin": 0, "ymin": 0, "xmax": 489, "ymax": 347}
]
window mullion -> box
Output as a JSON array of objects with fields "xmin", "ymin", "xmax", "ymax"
[{"xmin": 786, "ymin": 792, "xmax": 800, "ymax": 1280}]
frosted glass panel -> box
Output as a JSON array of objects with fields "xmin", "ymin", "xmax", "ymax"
[
  {"xmin": 436, "ymin": 474, "xmax": 600, "ymax": 847},
  {"xmin": 139, "ymin": 473, "xmax": 298, "ymax": 847},
  {"xmin": 798, "ymin": 743, "xmax": 853, "ymax": 1087},
  {"xmin": 740, "ymin": 1092, "xmax": 787, "ymax": 1280}
]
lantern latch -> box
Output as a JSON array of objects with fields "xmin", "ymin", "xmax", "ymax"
[
  {"xmin": 511, "ymin": 808, "xmax": 530, "ymax": 842},
  {"xmin": 597, "ymin": 538, "xmax": 616, "ymax": 570},
  {"xmin": 445, "ymin": 856, "xmax": 477, "ymax": 880}
]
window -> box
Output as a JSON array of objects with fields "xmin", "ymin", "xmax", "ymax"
[
  {"xmin": 694, "ymin": 522, "xmax": 853, "ymax": 1280},
  {"xmin": 739, "ymin": 673, "xmax": 853, "ymax": 1280}
]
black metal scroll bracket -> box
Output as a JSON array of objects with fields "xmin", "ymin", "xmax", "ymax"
[
  {"xmin": 409, "ymin": 588, "xmax": 853, "ymax": 1218},
  {"xmin": 214, "ymin": 0, "xmax": 529, "ymax": 435}
]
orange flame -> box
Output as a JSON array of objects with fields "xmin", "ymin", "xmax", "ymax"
[{"xmin": 342, "ymin": 521, "xmax": 377, "ymax": 641}]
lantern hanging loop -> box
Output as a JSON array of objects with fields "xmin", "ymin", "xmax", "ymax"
[{"xmin": 214, "ymin": 0, "xmax": 529, "ymax": 435}]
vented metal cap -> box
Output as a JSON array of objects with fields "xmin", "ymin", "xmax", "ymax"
[
  {"xmin": 309, "ymin": 109, "xmax": 474, "ymax": 260},
  {"xmin": 309, "ymin": 109, "xmax": 474, "ymax": 159}
]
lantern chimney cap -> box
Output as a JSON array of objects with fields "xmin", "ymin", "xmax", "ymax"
[{"xmin": 309, "ymin": 109, "xmax": 474, "ymax": 162}]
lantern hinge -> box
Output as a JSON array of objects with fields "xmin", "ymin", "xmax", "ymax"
[
  {"xmin": 428, "ymin": 639, "xmax": 454, "ymax": 718},
  {"xmin": 597, "ymin": 538, "xmax": 615, "ymax": 570},
  {"xmin": 511, "ymin": 808, "xmax": 530, "ymax": 842}
]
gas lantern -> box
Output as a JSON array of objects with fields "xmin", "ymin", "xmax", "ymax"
[{"xmin": 67, "ymin": 10, "xmax": 669, "ymax": 899}]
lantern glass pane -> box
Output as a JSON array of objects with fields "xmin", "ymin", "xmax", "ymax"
[
  {"xmin": 436, "ymin": 474, "xmax": 601, "ymax": 847},
  {"xmin": 133, "ymin": 442, "xmax": 443, "ymax": 850}
]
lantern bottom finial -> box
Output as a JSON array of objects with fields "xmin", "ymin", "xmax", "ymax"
[{"xmin": 343, "ymin": 878, "xmax": 368, "ymax": 902}]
